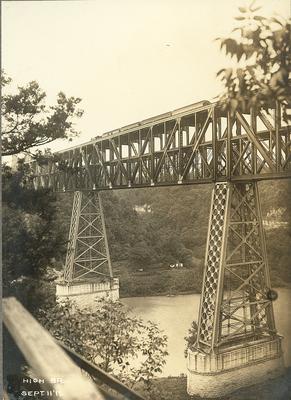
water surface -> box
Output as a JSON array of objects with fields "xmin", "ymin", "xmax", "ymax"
[{"xmin": 122, "ymin": 288, "xmax": 291, "ymax": 376}]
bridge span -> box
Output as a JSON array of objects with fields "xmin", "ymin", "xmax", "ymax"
[
  {"xmin": 29, "ymin": 100, "xmax": 290, "ymax": 398},
  {"xmin": 29, "ymin": 100, "xmax": 291, "ymax": 191}
]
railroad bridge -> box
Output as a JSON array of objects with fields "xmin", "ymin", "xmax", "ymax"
[{"xmin": 29, "ymin": 100, "xmax": 291, "ymax": 397}]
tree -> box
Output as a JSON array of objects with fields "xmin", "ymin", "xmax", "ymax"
[
  {"xmin": 184, "ymin": 320, "xmax": 198, "ymax": 357},
  {"xmin": 37, "ymin": 297, "xmax": 168, "ymax": 395},
  {"xmin": 129, "ymin": 241, "xmax": 156, "ymax": 268},
  {"xmin": 2, "ymin": 73, "xmax": 83, "ymax": 310},
  {"xmin": 1, "ymin": 71, "xmax": 83, "ymax": 157},
  {"xmin": 2, "ymin": 165, "xmax": 68, "ymax": 309},
  {"xmin": 216, "ymin": 2, "xmax": 291, "ymax": 121}
]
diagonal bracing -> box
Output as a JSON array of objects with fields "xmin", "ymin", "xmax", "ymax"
[
  {"xmin": 196, "ymin": 181, "xmax": 277, "ymax": 351},
  {"xmin": 63, "ymin": 191, "xmax": 113, "ymax": 283}
]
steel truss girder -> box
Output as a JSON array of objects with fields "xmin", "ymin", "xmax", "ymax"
[
  {"xmin": 196, "ymin": 181, "xmax": 277, "ymax": 352},
  {"xmin": 30, "ymin": 102, "xmax": 291, "ymax": 191},
  {"xmin": 63, "ymin": 191, "xmax": 113, "ymax": 283}
]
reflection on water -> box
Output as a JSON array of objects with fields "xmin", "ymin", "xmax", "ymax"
[{"xmin": 122, "ymin": 288, "xmax": 291, "ymax": 377}]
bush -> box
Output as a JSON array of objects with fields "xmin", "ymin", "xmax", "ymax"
[{"xmin": 37, "ymin": 297, "xmax": 168, "ymax": 389}]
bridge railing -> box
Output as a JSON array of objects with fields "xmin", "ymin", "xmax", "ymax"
[{"xmin": 2, "ymin": 297, "xmax": 145, "ymax": 400}]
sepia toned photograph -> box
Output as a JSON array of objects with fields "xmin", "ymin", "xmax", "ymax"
[{"xmin": 2, "ymin": 0, "xmax": 291, "ymax": 399}]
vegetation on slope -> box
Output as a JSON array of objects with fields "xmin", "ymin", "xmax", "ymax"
[{"xmin": 55, "ymin": 179, "xmax": 291, "ymax": 298}]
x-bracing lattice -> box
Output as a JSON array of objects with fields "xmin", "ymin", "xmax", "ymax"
[
  {"xmin": 196, "ymin": 182, "xmax": 277, "ymax": 352},
  {"xmin": 63, "ymin": 191, "xmax": 113, "ymax": 283},
  {"xmin": 29, "ymin": 101, "xmax": 291, "ymax": 192}
]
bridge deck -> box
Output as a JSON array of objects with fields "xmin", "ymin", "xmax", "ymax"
[{"xmin": 29, "ymin": 101, "xmax": 291, "ymax": 191}]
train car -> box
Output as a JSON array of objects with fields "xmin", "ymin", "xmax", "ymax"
[
  {"xmin": 99, "ymin": 100, "xmax": 211, "ymax": 139},
  {"xmin": 141, "ymin": 111, "xmax": 172, "ymax": 125},
  {"xmin": 102, "ymin": 129, "xmax": 120, "ymax": 137},
  {"xmin": 119, "ymin": 122, "xmax": 140, "ymax": 132},
  {"xmin": 172, "ymin": 100, "xmax": 211, "ymax": 116}
]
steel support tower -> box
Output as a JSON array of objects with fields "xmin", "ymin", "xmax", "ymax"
[
  {"xmin": 187, "ymin": 181, "xmax": 284, "ymax": 397},
  {"xmin": 28, "ymin": 100, "xmax": 290, "ymax": 394},
  {"xmin": 56, "ymin": 191, "xmax": 119, "ymax": 307},
  {"xmin": 64, "ymin": 191, "xmax": 113, "ymax": 282}
]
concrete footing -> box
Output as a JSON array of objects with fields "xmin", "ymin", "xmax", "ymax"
[
  {"xmin": 56, "ymin": 278, "xmax": 119, "ymax": 309},
  {"xmin": 187, "ymin": 337, "xmax": 284, "ymax": 398}
]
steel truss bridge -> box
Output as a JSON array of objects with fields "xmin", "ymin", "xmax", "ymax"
[
  {"xmin": 29, "ymin": 100, "xmax": 290, "ymax": 394},
  {"xmin": 29, "ymin": 101, "xmax": 291, "ymax": 191}
]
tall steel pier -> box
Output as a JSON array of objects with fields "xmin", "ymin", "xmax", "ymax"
[{"xmin": 30, "ymin": 100, "xmax": 290, "ymax": 396}]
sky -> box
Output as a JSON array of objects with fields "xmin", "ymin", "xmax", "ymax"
[{"xmin": 2, "ymin": 0, "xmax": 290, "ymax": 152}]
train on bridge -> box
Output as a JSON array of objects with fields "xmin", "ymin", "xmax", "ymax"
[{"xmin": 28, "ymin": 99, "xmax": 290, "ymax": 192}]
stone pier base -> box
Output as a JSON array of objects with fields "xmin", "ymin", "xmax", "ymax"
[
  {"xmin": 56, "ymin": 278, "xmax": 119, "ymax": 309},
  {"xmin": 187, "ymin": 337, "xmax": 284, "ymax": 398}
]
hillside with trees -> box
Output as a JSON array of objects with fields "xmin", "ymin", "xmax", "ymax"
[{"xmin": 55, "ymin": 179, "xmax": 291, "ymax": 297}]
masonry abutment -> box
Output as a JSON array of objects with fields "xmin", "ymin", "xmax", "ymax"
[
  {"xmin": 56, "ymin": 191, "xmax": 119, "ymax": 308},
  {"xmin": 187, "ymin": 181, "xmax": 284, "ymax": 398}
]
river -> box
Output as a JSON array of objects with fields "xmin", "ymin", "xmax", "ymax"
[{"xmin": 122, "ymin": 288, "xmax": 291, "ymax": 377}]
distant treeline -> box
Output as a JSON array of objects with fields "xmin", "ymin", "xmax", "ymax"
[{"xmin": 56, "ymin": 180, "xmax": 291, "ymax": 296}]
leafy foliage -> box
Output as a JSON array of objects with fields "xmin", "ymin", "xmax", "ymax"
[
  {"xmin": 184, "ymin": 320, "xmax": 198, "ymax": 357},
  {"xmin": 2, "ymin": 168, "xmax": 66, "ymax": 278},
  {"xmin": 259, "ymin": 180, "xmax": 291, "ymax": 286},
  {"xmin": 114, "ymin": 185, "xmax": 211, "ymax": 269},
  {"xmin": 37, "ymin": 297, "xmax": 168, "ymax": 390},
  {"xmin": 2, "ymin": 164, "xmax": 67, "ymax": 310},
  {"xmin": 1, "ymin": 72, "xmax": 83, "ymax": 156},
  {"xmin": 216, "ymin": 2, "xmax": 291, "ymax": 121},
  {"xmin": 2, "ymin": 73, "xmax": 83, "ymax": 310}
]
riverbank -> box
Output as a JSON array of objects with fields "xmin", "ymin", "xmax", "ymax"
[
  {"xmin": 121, "ymin": 288, "xmax": 198, "ymax": 299},
  {"xmin": 115, "ymin": 261, "xmax": 203, "ymax": 298},
  {"xmin": 115, "ymin": 260, "xmax": 291, "ymax": 298},
  {"xmin": 149, "ymin": 367, "xmax": 291, "ymax": 400}
]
